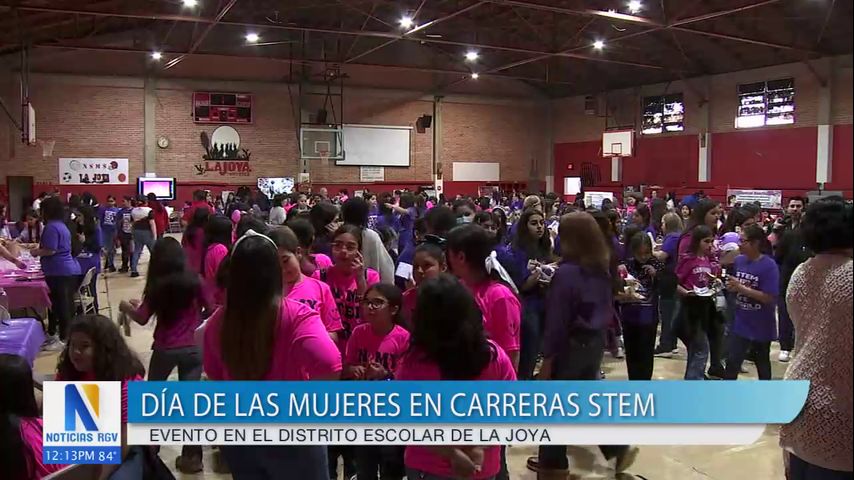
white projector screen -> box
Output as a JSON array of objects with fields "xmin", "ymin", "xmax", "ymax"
[{"xmin": 336, "ymin": 125, "xmax": 411, "ymax": 167}]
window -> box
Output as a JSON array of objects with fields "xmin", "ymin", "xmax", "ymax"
[
  {"xmin": 642, "ymin": 93, "xmax": 684, "ymax": 134},
  {"xmin": 736, "ymin": 78, "xmax": 794, "ymax": 128}
]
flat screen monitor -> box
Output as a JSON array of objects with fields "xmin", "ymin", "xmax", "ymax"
[
  {"xmin": 138, "ymin": 177, "xmax": 176, "ymax": 201},
  {"xmin": 257, "ymin": 177, "xmax": 295, "ymax": 197}
]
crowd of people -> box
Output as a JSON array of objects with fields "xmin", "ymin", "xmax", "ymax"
[{"xmin": 0, "ymin": 185, "xmax": 851, "ymax": 480}]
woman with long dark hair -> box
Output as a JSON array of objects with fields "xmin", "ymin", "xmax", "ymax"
[
  {"xmin": 397, "ymin": 274, "xmax": 516, "ymax": 479},
  {"xmin": 76, "ymin": 205, "xmax": 103, "ymax": 312},
  {"xmin": 182, "ymin": 206, "xmax": 210, "ymax": 274},
  {"xmin": 528, "ymin": 212, "xmax": 637, "ymax": 476},
  {"xmin": 203, "ymin": 233, "xmax": 341, "ymax": 479},
  {"xmin": 0, "ymin": 354, "xmax": 67, "ymax": 479},
  {"xmin": 202, "ymin": 215, "xmax": 233, "ymax": 308},
  {"xmin": 28, "ymin": 196, "xmax": 80, "ymax": 349},
  {"xmin": 506, "ymin": 208, "xmax": 555, "ymax": 379},
  {"xmin": 309, "ymin": 201, "xmax": 340, "ymax": 257}
]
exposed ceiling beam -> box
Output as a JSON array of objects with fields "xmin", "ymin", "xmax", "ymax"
[
  {"xmin": 18, "ymin": 42, "xmax": 574, "ymax": 85},
  {"xmin": 163, "ymin": 0, "xmax": 238, "ymax": 69},
  {"xmin": 0, "ymin": 4, "xmax": 666, "ymax": 70},
  {"xmin": 346, "ymin": 1, "xmax": 486, "ymax": 63}
]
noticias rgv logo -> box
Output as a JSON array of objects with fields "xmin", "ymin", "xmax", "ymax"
[{"xmin": 65, "ymin": 383, "xmax": 101, "ymax": 431}]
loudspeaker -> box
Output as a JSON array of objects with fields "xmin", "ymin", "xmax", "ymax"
[
  {"xmin": 316, "ymin": 109, "xmax": 328, "ymax": 124},
  {"xmin": 416, "ymin": 114, "xmax": 432, "ymax": 133}
]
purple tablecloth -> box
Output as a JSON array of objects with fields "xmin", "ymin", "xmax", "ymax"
[{"xmin": 0, "ymin": 318, "xmax": 45, "ymax": 367}]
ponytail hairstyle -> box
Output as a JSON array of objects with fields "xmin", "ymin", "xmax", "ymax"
[
  {"xmin": 365, "ymin": 283, "xmax": 404, "ymax": 325},
  {"xmin": 144, "ymin": 237, "xmax": 200, "ymax": 325}
]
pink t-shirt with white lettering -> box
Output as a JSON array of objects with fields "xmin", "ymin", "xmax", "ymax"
[
  {"xmin": 203, "ymin": 298, "xmax": 342, "ymax": 380},
  {"xmin": 345, "ymin": 324, "xmax": 410, "ymax": 375},
  {"xmin": 319, "ymin": 267, "xmax": 381, "ymax": 340},
  {"xmin": 396, "ymin": 341, "xmax": 516, "ymax": 479},
  {"xmin": 286, "ymin": 275, "xmax": 344, "ymax": 334},
  {"xmin": 465, "ymin": 280, "xmax": 522, "ymax": 354},
  {"xmin": 21, "ymin": 417, "xmax": 66, "ymax": 479},
  {"xmin": 136, "ymin": 298, "xmax": 203, "ymax": 350},
  {"xmin": 203, "ymin": 243, "xmax": 229, "ymax": 306}
]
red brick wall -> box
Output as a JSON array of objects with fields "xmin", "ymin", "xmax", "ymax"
[{"xmin": 0, "ymin": 74, "xmax": 545, "ymax": 203}]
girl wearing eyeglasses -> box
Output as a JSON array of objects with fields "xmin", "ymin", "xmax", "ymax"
[
  {"xmin": 347, "ymin": 284, "xmax": 409, "ymax": 480},
  {"xmin": 321, "ymin": 224, "xmax": 380, "ymax": 343}
]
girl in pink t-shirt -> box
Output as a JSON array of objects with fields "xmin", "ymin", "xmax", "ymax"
[
  {"xmin": 181, "ymin": 206, "xmax": 210, "ymax": 274},
  {"xmin": 202, "ymin": 232, "xmax": 340, "ymax": 478},
  {"xmin": 55, "ymin": 314, "xmax": 146, "ymax": 477},
  {"xmin": 320, "ymin": 225, "xmax": 380, "ymax": 343},
  {"xmin": 202, "ymin": 215, "xmax": 232, "ymax": 308},
  {"xmin": 397, "ymin": 274, "xmax": 516, "ymax": 480},
  {"xmin": 446, "ymin": 224, "xmax": 522, "ymax": 371},
  {"xmin": 345, "ymin": 284, "xmax": 410, "ymax": 480},
  {"xmin": 401, "ymin": 242, "xmax": 447, "ymax": 328},
  {"xmin": 118, "ymin": 237, "xmax": 205, "ymax": 472},
  {"xmin": 268, "ymin": 226, "xmax": 344, "ymax": 342},
  {"xmin": 0, "ymin": 354, "xmax": 67, "ymax": 480}
]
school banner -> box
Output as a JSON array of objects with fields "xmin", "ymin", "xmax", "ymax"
[
  {"xmin": 59, "ymin": 158, "xmax": 129, "ymax": 185},
  {"xmin": 727, "ymin": 189, "xmax": 783, "ymax": 209}
]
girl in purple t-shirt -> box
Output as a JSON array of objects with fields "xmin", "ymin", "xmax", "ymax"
[
  {"xmin": 723, "ymin": 224, "xmax": 779, "ymax": 380},
  {"xmin": 118, "ymin": 237, "xmax": 205, "ymax": 473}
]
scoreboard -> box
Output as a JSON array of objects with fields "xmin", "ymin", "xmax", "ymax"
[{"xmin": 193, "ymin": 92, "xmax": 253, "ymax": 124}]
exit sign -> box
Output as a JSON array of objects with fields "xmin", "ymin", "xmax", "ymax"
[{"xmin": 566, "ymin": 163, "xmax": 575, "ymax": 170}]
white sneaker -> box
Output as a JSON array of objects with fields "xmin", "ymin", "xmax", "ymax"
[
  {"xmin": 778, "ymin": 351, "xmax": 791, "ymax": 362},
  {"xmin": 42, "ymin": 335, "xmax": 66, "ymax": 352},
  {"xmin": 740, "ymin": 364, "xmax": 749, "ymax": 374}
]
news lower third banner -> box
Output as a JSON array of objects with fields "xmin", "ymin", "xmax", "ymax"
[{"xmin": 120, "ymin": 381, "xmax": 809, "ymax": 447}]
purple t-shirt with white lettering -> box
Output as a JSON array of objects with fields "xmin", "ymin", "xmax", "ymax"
[
  {"xmin": 731, "ymin": 254, "xmax": 779, "ymax": 342},
  {"xmin": 40, "ymin": 220, "xmax": 81, "ymax": 277}
]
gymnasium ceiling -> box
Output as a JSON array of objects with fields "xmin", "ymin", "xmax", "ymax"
[{"xmin": 0, "ymin": 0, "xmax": 851, "ymax": 97}]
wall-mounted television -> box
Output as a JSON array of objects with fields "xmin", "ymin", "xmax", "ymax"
[
  {"xmin": 257, "ymin": 177, "xmax": 295, "ymax": 197},
  {"xmin": 138, "ymin": 177, "xmax": 176, "ymax": 201}
]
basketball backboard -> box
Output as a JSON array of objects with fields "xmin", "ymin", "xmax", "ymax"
[
  {"xmin": 602, "ymin": 130, "xmax": 633, "ymax": 157},
  {"xmin": 300, "ymin": 126, "xmax": 343, "ymax": 159}
]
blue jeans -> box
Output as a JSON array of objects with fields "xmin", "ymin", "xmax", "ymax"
[
  {"xmin": 518, "ymin": 302, "xmax": 544, "ymax": 380},
  {"xmin": 657, "ymin": 294, "xmax": 679, "ymax": 350},
  {"xmin": 131, "ymin": 229, "xmax": 155, "ymax": 274},
  {"xmin": 102, "ymin": 228, "xmax": 117, "ymax": 269}
]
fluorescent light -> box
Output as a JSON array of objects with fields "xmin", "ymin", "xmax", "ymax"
[
  {"xmin": 470, "ymin": 73, "xmax": 479, "ymax": 79},
  {"xmin": 399, "ymin": 16, "xmax": 414, "ymax": 28},
  {"xmin": 464, "ymin": 50, "xmax": 479, "ymax": 61},
  {"xmin": 182, "ymin": 0, "xmax": 198, "ymax": 7},
  {"xmin": 627, "ymin": 1, "xmax": 642, "ymax": 13},
  {"xmin": 150, "ymin": 51, "xmax": 162, "ymax": 60},
  {"xmin": 593, "ymin": 40, "xmax": 605, "ymax": 50},
  {"xmin": 245, "ymin": 33, "xmax": 260, "ymax": 43}
]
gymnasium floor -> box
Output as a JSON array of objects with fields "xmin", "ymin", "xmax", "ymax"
[{"xmin": 31, "ymin": 236, "xmax": 789, "ymax": 480}]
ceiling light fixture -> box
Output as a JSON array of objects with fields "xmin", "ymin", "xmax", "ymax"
[
  {"xmin": 464, "ymin": 50, "xmax": 479, "ymax": 61},
  {"xmin": 470, "ymin": 73, "xmax": 479, "ymax": 79},
  {"xmin": 182, "ymin": 0, "xmax": 198, "ymax": 7},
  {"xmin": 593, "ymin": 40, "xmax": 605, "ymax": 50},
  {"xmin": 399, "ymin": 16, "xmax": 414, "ymax": 29},
  {"xmin": 150, "ymin": 51, "xmax": 162, "ymax": 60},
  {"xmin": 245, "ymin": 33, "xmax": 260, "ymax": 43},
  {"xmin": 627, "ymin": 1, "xmax": 642, "ymax": 13}
]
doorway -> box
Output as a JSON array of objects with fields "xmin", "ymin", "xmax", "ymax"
[{"xmin": 7, "ymin": 176, "xmax": 34, "ymax": 222}]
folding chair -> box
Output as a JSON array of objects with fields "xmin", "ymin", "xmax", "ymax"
[{"xmin": 74, "ymin": 267, "xmax": 97, "ymax": 315}]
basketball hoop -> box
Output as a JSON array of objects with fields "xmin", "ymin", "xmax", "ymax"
[
  {"xmin": 41, "ymin": 139, "xmax": 56, "ymax": 157},
  {"xmin": 318, "ymin": 148, "xmax": 330, "ymax": 166}
]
